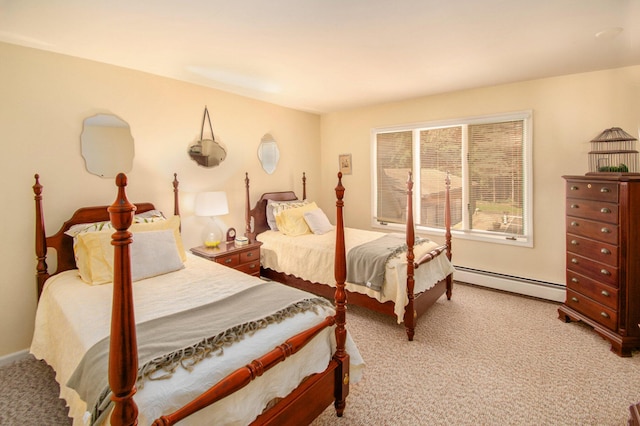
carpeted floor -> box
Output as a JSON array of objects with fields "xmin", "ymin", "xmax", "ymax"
[{"xmin": 2, "ymin": 282, "xmax": 639, "ymax": 425}]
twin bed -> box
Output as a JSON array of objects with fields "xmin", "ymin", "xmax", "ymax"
[
  {"xmin": 245, "ymin": 172, "xmax": 454, "ymax": 341},
  {"xmin": 31, "ymin": 173, "xmax": 361, "ymax": 425}
]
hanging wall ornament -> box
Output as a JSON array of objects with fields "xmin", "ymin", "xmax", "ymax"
[{"xmin": 188, "ymin": 106, "xmax": 227, "ymax": 168}]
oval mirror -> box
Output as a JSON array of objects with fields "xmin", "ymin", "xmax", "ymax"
[
  {"xmin": 258, "ymin": 133, "xmax": 280, "ymax": 174},
  {"xmin": 81, "ymin": 113, "xmax": 134, "ymax": 178}
]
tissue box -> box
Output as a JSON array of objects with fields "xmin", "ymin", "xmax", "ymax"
[{"xmin": 235, "ymin": 236, "xmax": 249, "ymax": 246}]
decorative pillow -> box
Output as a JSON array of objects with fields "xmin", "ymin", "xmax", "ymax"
[
  {"xmin": 275, "ymin": 202, "xmax": 318, "ymax": 236},
  {"xmin": 75, "ymin": 229, "xmax": 184, "ymax": 285},
  {"xmin": 266, "ymin": 199, "xmax": 307, "ymax": 231},
  {"xmin": 129, "ymin": 215, "xmax": 186, "ymax": 262},
  {"xmin": 303, "ymin": 208, "xmax": 333, "ymax": 235},
  {"xmin": 64, "ymin": 209, "xmax": 166, "ymax": 237}
]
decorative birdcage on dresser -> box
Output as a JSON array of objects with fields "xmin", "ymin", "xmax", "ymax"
[{"xmin": 588, "ymin": 127, "xmax": 639, "ymax": 173}]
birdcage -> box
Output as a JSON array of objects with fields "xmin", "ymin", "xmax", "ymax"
[{"xmin": 588, "ymin": 127, "xmax": 639, "ymax": 173}]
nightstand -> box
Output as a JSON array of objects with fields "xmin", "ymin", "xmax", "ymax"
[{"xmin": 191, "ymin": 241, "xmax": 263, "ymax": 277}]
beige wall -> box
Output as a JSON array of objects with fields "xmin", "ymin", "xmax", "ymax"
[
  {"xmin": 319, "ymin": 66, "xmax": 640, "ymax": 287},
  {"xmin": 0, "ymin": 42, "xmax": 320, "ymax": 357}
]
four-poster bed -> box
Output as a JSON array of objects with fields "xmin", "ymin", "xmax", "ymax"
[
  {"xmin": 31, "ymin": 172, "xmax": 361, "ymax": 425},
  {"xmin": 245, "ymin": 171, "xmax": 454, "ymax": 341}
]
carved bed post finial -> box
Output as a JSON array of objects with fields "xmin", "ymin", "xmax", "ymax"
[
  {"xmin": 404, "ymin": 171, "xmax": 416, "ymax": 341},
  {"xmin": 173, "ymin": 173, "xmax": 180, "ymax": 217},
  {"xmin": 302, "ymin": 172, "xmax": 307, "ymax": 201},
  {"xmin": 33, "ymin": 174, "xmax": 49, "ymax": 299},
  {"xmin": 333, "ymin": 171, "xmax": 349, "ymax": 416},
  {"xmin": 245, "ymin": 172, "xmax": 252, "ymax": 241},
  {"xmin": 107, "ymin": 173, "xmax": 139, "ymax": 426}
]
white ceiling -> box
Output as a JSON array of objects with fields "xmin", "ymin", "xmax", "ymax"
[{"xmin": 1, "ymin": 0, "xmax": 639, "ymax": 113}]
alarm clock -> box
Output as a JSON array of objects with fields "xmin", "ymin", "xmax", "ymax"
[{"xmin": 226, "ymin": 228, "xmax": 236, "ymax": 243}]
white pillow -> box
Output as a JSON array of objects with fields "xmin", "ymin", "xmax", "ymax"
[
  {"xmin": 303, "ymin": 208, "xmax": 334, "ymax": 235},
  {"xmin": 266, "ymin": 199, "xmax": 308, "ymax": 231},
  {"xmin": 130, "ymin": 230, "xmax": 184, "ymax": 282}
]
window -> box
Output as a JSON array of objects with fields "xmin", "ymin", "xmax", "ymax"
[{"xmin": 372, "ymin": 111, "xmax": 532, "ymax": 246}]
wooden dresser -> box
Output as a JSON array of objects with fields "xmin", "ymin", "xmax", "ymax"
[
  {"xmin": 559, "ymin": 174, "xmax": 640, "ymax": 356},
  {"xmin": 191, "ymin": 241, "xmax": 263, "ymax": 277}
]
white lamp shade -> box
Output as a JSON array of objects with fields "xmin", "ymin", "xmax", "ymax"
[{"xmin": 194, "ymin": 191, "xmax": 229, "ymax": 217}]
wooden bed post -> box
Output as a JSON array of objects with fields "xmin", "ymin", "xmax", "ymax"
[
  {"xmin": 33, "ymin": 174, "xmax": 49, "ymax": 299},
  {"xmin": 302, "ymin": 172, "xmax": 307, "ymax": 200},
  {"xmin": 108, "ymin": 173, "xmax": 139, "ymax": 426},
  {"xmin": 404, "ymin": 171, "xmax": 417, "ymax": 341},
  {"xmin": 245, "ymin": 172, "xmax": 252, "ymax": 241},
  {"xmin": 445, "ymin": 172, "xmax": 453, "ymax": 300},
  {"xmin": 172, "ymin": 173, "xmax": 180, "ymax": 217},
  {"xmin": 333, "ymin": 172, "xmax": 350, "ymax": 416}
]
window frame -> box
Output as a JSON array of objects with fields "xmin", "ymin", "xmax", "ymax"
[{"xmin": 370, "ymin": 110, "xmax": 533, "ymax": 247}]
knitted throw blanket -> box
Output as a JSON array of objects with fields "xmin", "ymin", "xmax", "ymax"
[
  {"xmin": 346, "ymin": 233, "xmax": 429, "ymax": 291},
  {"xmin": 66, "ymin": 282, "xmax": 333, "ymax": 425}
]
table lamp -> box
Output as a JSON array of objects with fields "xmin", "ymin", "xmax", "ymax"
[{"xmin": 194, "ymin": 191, "xmax": 229, "ymax": 248}]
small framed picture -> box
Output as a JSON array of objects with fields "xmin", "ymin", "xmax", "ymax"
[{"xmin": 339, "ymin": 154, "xmax": 352, "ymax": 175}]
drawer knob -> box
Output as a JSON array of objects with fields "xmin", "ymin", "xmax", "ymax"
[
  {"xmin": 571, "ymin": 204, "xmax": 579, "ymax": 209},
  {"xmin": 225, "ymin": 258, "xmax": 233, "ymax": 264},
  {"xmin": 601, "ymin": 227, "xmax": 610, "ymax": 234},
  {"xmin": 571, "ymin": 258, "xmax": 578, "ymax": 264},
  {"xmin": 571, "ymin": 277, "xmax": 579, "ymax": 283},
  {"xmin": 249, "ymin": 263, "xmax": 257, "ymax": 269},
  {"xmin": 600, "ymin": 187, "xmax": 610, "ymax": 193},
  {"xmin": 571, "ymin": 221, "xmax": 579, "ymax": 227},
  {"xmin": 571, "ymin": 240, "xmax": 578, "ymax": 245},
  {"xmin": 600, "ymin": 248, "xmax": 611, "ymax": 255},
  {"xmin": 247, "ymin": 252, "xmax": 254, "ymax": 258},
  {"xmin": 601, "ymin": 290, "xmax": 610, "ymax": 297},
  {"xmin": 600, "ymin": 312, "xmax": 610, "ymax": 319},
  {"xmin": 571, "ymin": 297, "xmax": 579, "ymax": 303},
  {"xmin": 600, "ymin": 207, "xmax": 611, "ymax": 214},
  {"xmin": 570, "ymin": 185, "xmax": 579, "ymax": 191},
  {"xmin": 600, "ymin": 269, "xmax": 610, "ymax": 276}
]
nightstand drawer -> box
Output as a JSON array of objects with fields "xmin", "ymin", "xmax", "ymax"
[
  {"xmin": 215, "ymin": 253, "xmax": 240, "ymax": 268},
  {"xmin": 236, "ymin": 260, "xmax": 261, "ymax": 276},
  {"xmin": 240, "ymin": 248, "xmax": 260, "ymax": 264}
]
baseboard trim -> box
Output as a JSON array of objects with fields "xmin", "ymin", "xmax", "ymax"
[
  {"xmin": 0, "ymin": 349, "xmax": 29, "ymax": 367},
  {"xmin": 454, "ymin": 266, "xmax": 566, "ymax": 302}
]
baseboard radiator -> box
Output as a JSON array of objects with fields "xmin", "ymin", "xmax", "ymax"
[{"xmin": 453, "ymin": 266, "xmax": 566, "ymax": 302}]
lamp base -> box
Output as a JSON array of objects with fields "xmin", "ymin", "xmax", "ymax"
[{"xmin": 202, "ymin": 218, "xmax": 223, "ymax": 248}]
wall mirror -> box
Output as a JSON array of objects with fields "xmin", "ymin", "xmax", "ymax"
[
  {"xmin": 258, "ymin": 133, "xmax": 280, "ymax": 174},
  {"xmin": 81, "ymin": 113, "xmax": 134, "ymax": 178},
  {"xmin": 188, "ymin": 106, "xmax": 227, "ymax": 168}
]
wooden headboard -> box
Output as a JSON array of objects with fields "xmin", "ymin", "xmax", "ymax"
[
  {"xmin": 33, "ymin": 173, "xmax": 180, "ymax": 298},
  {"xmin": 244, "ymin": 172, "xmax": 306, "ymax": 242}
]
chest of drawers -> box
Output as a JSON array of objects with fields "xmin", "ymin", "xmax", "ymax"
[{"xmin": 558, "ymin": 175, "xmax": 640, "ymax": 356}]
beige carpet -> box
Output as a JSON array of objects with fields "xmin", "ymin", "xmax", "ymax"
[
  {"xmin": 2, "ymin": 282, "xmax": 639, "ymax": 425},
  {"xmin": 312, "ymin": 282, "xmax": 640, "ymax": 426}
]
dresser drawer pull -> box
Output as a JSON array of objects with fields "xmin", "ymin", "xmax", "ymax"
[
  {"xmin": 570, "ymin": 221, "xmax": 579, "ymax": 227},
  {"xmin": 600, "ymin": 207, "xmax": 611, "ymax": 214},
  {"xmin": 224, "ymin": 258, "xmax": 233, "ymax": 264},
  {"xmin": 571, "ymin": 297, "xmax": 579, "ymax": 303},
  {"xmin": 246, "ymin": 252, "xmax": 254, "ymax": 258},
  {"xmin": 600, "ymin": 312, "xmax": 610, "ymax": 319},
  {"xmin": 600, "ymin": 269, "xmax": 610, "ymax": 276},
  {"xmin": 601, "ymin": 290, "xmax": 610, "ymax": 297},
  {"xmin": 571, "ymin": 204, "xmax": 579, "ymax": 209},
  {"xmin": 601, "ymin": 227, "xmax": 610, "ymax": 234},
  {"xmin": 570, "ymin": 185, "xmax": 579, "ymax": 191},
  {"xmin": 600, "ymin": 187, "xmax": 610, "ymax": 193},
  {"xmin": 570, "ymin": 240, "xmax": 578, "ymax": 245},
  {"xmin": 600, "ymin": 248, "xmax": 611, "ymax": 255},
  {"xmin": 571, "ymin": 277, "xmax": 579, "ymax": 283},
  {"xmin": 571, "ymin": 258, "xmax": 578, "ymax": 264},
  {"xmin": 249, "ymin": 263, "xmax": 257, "ymax": 269}
]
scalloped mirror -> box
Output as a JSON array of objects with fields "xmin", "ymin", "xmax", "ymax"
[
  {"xmin": 258, "ymin": 133, "xmax": 279, "ymax": 174},
  {"xmin": 81, "ymin": 113, "xmax": 134, "ymax": 178}
]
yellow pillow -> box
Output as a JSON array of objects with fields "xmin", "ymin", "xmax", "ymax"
[
  {"xmin": 74, "ymin": 215, "xmax": 186, "ymax": 285},
  {"xmin": 275, "ymin": 202, "xmax": 318, "ymax": 236}
]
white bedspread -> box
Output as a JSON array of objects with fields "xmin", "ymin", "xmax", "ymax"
[
  {"xmin": 258, "ymin": 228, "xmax": 455, "ymax": 323},
  {"xmin": 30, "ymin": 253, "xmax": 363, "ymax": 426}
]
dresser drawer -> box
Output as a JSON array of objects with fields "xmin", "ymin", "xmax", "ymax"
[
  {"xmin": 566, "ymin": 217, "xmax": 618, "ymax": 245},
  {"xmin": 566, "ymin": 198, "xmax": 618, "ymax": 224},
  {"xmin": 565, "ymin": 289, "xmax": 617, "ymax": 331},
  {"xmin": 566, "ymin": 234, "xmax": 618, "ymax": 267},
  {"xmin": 566, "ymin": 181, "xmax": 619, "ymax": 203},
  {"xmin": 239, "ymin": 248, "xmax": 260, "ymax": 264},
  {"xmin": 215, "ymin": 253, "xmax": 240, "ymax": 268},
  {"xmin": 566, "ymin": 270, "xmax": 618, "ymax": 310},
  {"xmin": 566, "ymin": 253, "xmax": 618, "ymax": 287},
  {"xmin": 236, "ymin": 260, "xmax": 261, "ymax": 276}
]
